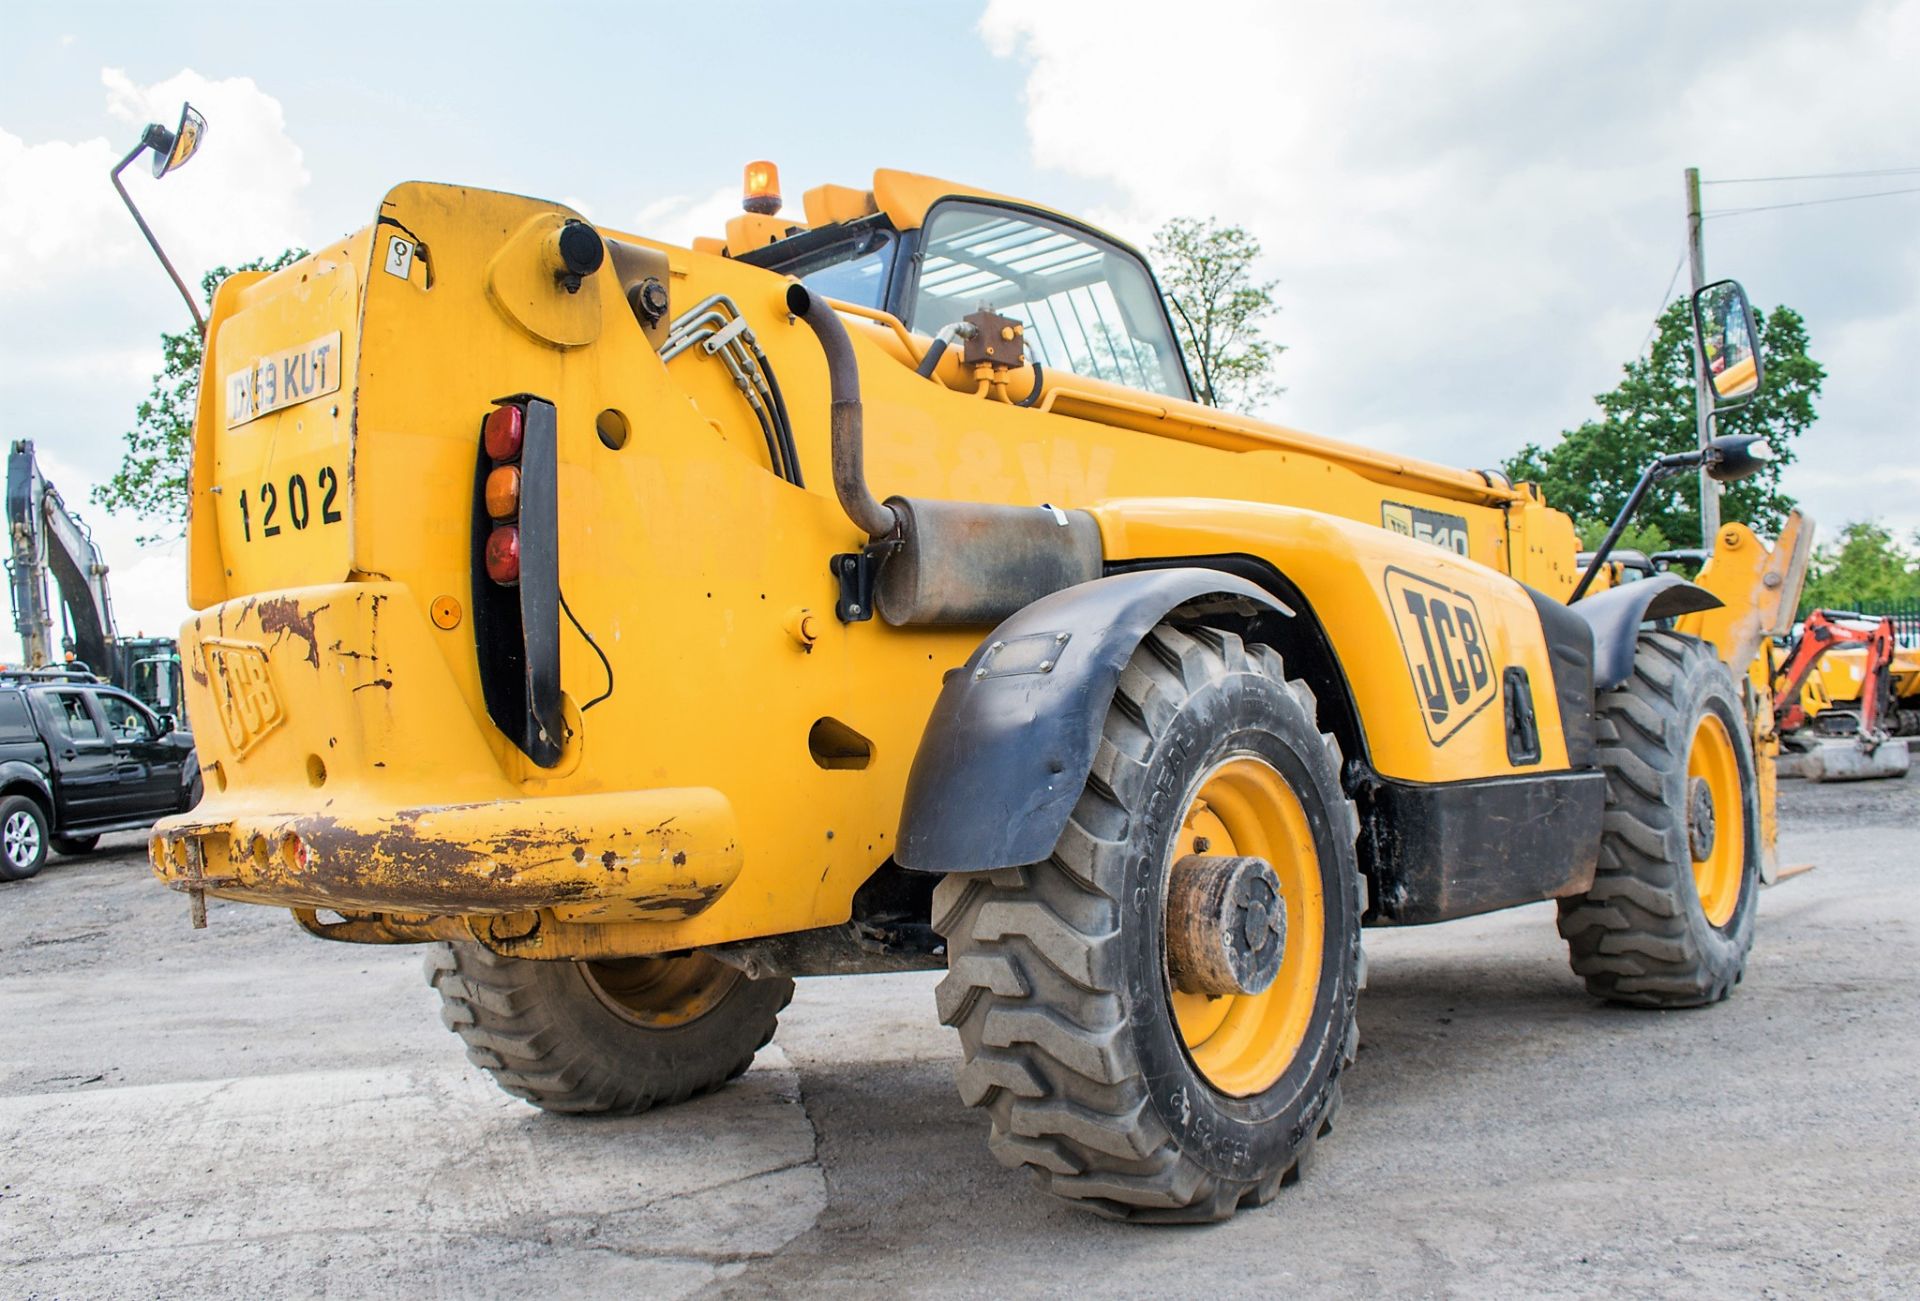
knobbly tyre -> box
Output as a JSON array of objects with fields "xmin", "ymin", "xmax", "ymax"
[{"xmin": 130, "ymin": 110, "xmax": 1811, "ymax": 1220}]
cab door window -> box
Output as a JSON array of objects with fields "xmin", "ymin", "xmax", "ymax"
[
  {"xmin": 907, "ymin": 201, "xmax": 1192, "ymax": 400},
  {"xmin": 94, "ymin": 692, "xmax": 155, "ymax": 743},
  {"xmin": 48, "ymin": 691, "xmax": 106, "ymax": 746}
]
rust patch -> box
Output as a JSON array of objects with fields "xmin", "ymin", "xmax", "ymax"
[
  {"xmin": 601, "ymin": 849, "xmax": 619, "ymax": 870},
  {"xmin": 257, "ymin": 598, "xmax": 329, "ymax": 667},
  {"xmin": 352, "ymin": 678, "xmax": 395, "ymax": 692},
  {"xmin": 672, "ymin": 850, "xmax": 688, "ymax": 866},
  {"xmin": 572, "ymin": 846, "xmax": 586, "ymax": 863}
]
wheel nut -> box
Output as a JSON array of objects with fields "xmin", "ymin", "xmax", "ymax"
[{"xmin": 1166, "ymin": 854, "xmax": 1287, "ymax": 997}]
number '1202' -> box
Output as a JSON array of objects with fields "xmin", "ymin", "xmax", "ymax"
[{"xmin": 239, "ymin": 467, "xmax": 342, "ymax": 541}]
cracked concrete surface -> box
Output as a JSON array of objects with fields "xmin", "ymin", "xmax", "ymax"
[{"xmin": 3, "ymin": 772, "xmax": 1917, "ymax": 1297}]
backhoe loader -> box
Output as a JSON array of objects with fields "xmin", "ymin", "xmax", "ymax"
[{"xmin": 126, "ymin": 113, "xmax": 1807, "ymax": 1220}]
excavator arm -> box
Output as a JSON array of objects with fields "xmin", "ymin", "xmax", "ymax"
[{"xmin": 6, "ymin": 439, "xmax": 119, "ymax": 677}]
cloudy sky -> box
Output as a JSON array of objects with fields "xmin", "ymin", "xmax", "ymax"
[{"xmin": 3, "ymin": 1, "xmax": 1917, "ymax": 655}]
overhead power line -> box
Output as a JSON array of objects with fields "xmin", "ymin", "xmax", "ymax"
[
  {"xmin": 1708, "ymin": 184, "xmax": 1920, "ymax": 217},
  {"xmin": 1704, "ymin": 166, "xmax": 1920, "ymax": 185},
  {"xmin": 1639, "ymin": 248, "xmax": 1687, "ymax": 358}
]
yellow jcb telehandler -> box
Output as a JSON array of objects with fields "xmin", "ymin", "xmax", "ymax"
[{"xmin": 122, "ymin": 110, "xmax": 1807, "ymax": 1221}]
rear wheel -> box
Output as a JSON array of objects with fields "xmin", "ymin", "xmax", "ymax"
[
  {"xmin": 0, "ymin": 796, "xmax": 48, "ymax": 882},
  {"xmin": 424, "ymin": 944, "xmax": 793, "ymax": 1113},
  {"xmin": 1557, "ymin": 632, "xmax": 1760, "ymax": 1007},
  {"xmin": 934, "ymin": 624, "xmax": 1361, "ymax": 1221},
  {"xmin": 50, "ymin": 835, "xmax": 100, "ymax": 858}
]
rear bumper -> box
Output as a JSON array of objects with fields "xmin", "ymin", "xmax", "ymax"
[
  {"xmin": 151, "ymin": 582, "xmax": 742, "ymax": 921},
  {"xmin": 151, "ymin": 787, "xmax": 741, "ymax": 919}
]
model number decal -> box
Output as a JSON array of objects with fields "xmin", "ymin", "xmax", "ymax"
[
  {"xmin": 1384, "ymin": 566, "xmax": 1497, "ymax": 744},
  {"xmin": 1382, "ymin": 501, "xmax": 1470, "ymax": 555},
  {"xmin": 237, "ymin": 466, "xmax": 343, "ymax": 541}
]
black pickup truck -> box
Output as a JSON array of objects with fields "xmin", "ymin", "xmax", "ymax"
[{"xmin": 0, "ymin": 671, "xmax": 198, "ymax": 881}]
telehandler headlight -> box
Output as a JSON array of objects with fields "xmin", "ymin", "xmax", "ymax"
[{"xmin": 485, "ymin": 526, "xmax": 521, "ymax": 585}]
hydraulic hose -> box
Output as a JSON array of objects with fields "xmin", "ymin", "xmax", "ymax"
[{"xmin": 786, "ymin": 284, "xmax": 899, "ymax": 540}]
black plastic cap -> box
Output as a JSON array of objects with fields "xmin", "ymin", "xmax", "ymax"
[{"xmin": 556, "ymin": 221, "xmax": 605, "ymax": 277}]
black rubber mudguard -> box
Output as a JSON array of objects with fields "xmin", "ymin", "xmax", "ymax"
[
  {"xmin": 1570, "ymin": 575, "xmax": 1723, "ymax": 691},
  {"xmin": 895, "ymin": 569, "xmax": 1288, "ymax": 874}
]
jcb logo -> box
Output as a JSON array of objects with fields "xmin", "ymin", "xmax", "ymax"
[
  {"xmin": 1384, "ymin": 567, "xmax": 1497, "ymax": 745},
  {"xmin": 203, "ymin": 639, "xmax": 283, "ymax": 757}
]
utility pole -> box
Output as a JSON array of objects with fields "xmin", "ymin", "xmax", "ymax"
[{"xmin": 1685, "ymin": 166, "xmax": 1719, "ymax": 544}]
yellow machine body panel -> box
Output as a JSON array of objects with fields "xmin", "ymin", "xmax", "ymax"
[
  {"xmin": 1093, "ymin": 500, "xmax": 1574, "ymax": 777},
  {"xmin": 148, "ymin": 175, "xmax": 1752, "ymax": 958}
]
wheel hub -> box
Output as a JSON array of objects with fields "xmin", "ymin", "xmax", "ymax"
[
  {"xmin": 1687, "ymin": 774, "xmax": 1717, "ymax": 861},
  {"xmin": 1167, "ymin": 853, "xmax": 1289, "ymax": 997},
  {"xmin": 4, "ymin": 810, "xmax": 39, "ymax": 868}
]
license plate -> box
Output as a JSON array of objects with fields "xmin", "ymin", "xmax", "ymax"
[{"xmin": 226, "ymin": 331, "xmax": 342, "ymax": 428}]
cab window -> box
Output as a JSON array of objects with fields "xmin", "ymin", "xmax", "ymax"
[
  {"xmin": 94, "ymin": 692, "xmax": 154, "ymax": 742},
  {"xmin": 797, "ymin": 229, "xmax": 898, "ymax": 310},
  {"xmin": 46, "ymin": 691, "xmax": 104, "ymax": 744},
  {"xmin": 907, "ymin": 201, "xmax": 1192, "ymax": 399},
  {"xmin": 741, "ymin": 217, "xmax": 900, "ymax": 312},
  {"xmin": 0, "ymin": 692, "xmax": 34, "ymax": 743}
]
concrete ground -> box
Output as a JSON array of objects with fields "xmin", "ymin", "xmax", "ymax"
[{"xmin": 3, "ymin": 773, "xmax": 1917, "ymax": 1298}]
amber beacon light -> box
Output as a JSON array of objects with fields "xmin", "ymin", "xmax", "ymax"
[{"xmin": 742, "ymin": 160, "xmax": 782, "ymax": 215}]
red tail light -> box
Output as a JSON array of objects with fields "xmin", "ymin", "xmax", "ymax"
[
  {"xmin": 484, "ymin": 464, "xmax": 522, "ymax": 521},
  {"xmin": 485, "ymin": 525, "xmax": 521, "ymax": 584},
  {"xmin": 483, "ymin": 404, "xmax": 524, "ymax": 460}
]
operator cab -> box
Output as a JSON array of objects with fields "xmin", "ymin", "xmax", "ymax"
[{"xmin": 735, "ymin": 174, "xmax": 1196, "ymax": 402}]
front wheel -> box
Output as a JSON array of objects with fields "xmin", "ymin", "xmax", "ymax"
[
  {"xmin": 0, "ymin": 796, "xmax": 49, "ymax": 882},
  {"xmin": 51, "ymin": 835, "xmax": 100, "ymax": 858},
  {"xmin": 425, "ymin": 944, "xmax": 793, "ymax": 1114},
  {"xmin": 934, "ymin": 624, "xmax": 1362, "ymax": 1222},
  {"xmin": 1558, "ymin": 632, "xmax": 1760, "ymax": 1007}
]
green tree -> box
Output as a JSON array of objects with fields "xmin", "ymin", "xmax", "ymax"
[
  {"xmin": 1152, "ymin": 217, "xmax": 1283, "ymax": 410},
  {"xmin": 93, "ymin": 249, "xmax": 307, "ymax": 542},
  {"xmin": 1574, "ymin": 517, "xmax": 1672, "ymax": 556},
  {"xmin": 1504, "ymin": 300, "xmax": 1824, "ymax": 549},
  {"xmin": 1799, "ymin": 520, "xmax": 1920, "ymax": 612}
]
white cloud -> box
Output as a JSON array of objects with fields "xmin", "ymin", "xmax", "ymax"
[
  {"xmin": 980, "ymin": 0, "xmax": 1920, "ymax": 538},
  {"xmin": 0, "ymin": 67, "xmax": 313, "ymax": 661},
  {"xmin": 631, "ymin": 185, "xmax": 739, "ymax": 248}
]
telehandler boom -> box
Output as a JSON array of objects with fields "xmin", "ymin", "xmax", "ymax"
[{"xmin": 127, "ymin": 118, "xmax": 1804, "ymax": 1219}]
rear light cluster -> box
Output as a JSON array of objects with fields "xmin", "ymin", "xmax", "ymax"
[{"xmin": 482, "ymin": 403, "xmax": 524, "ymax": 584}]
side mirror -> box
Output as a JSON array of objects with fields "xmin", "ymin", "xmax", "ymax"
[
  {"xmin": 111, "ymin": 102, "xmax": 211, "ymax": 333},
  {"xmin": 144, "ymin": 103, "xmax": 207, "ymax": 179},
  {"xmin": 155, "ymin": 714, "xmax": 176, "ymax": 736},
  {"xmin": 1692, "ymin": 279, "xmax": 1764, "ymax": 409},
  {"xmin": 1703, "ymin": 433, "xmax": 1774, "ymax": 484}
]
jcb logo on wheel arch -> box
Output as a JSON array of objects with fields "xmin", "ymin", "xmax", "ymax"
[{"xmin": 1384, "ymin": 566, "xmax": 1497, "ymax": 744}]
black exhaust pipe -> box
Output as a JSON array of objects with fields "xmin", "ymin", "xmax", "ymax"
[{"xmin": 786, "ymin": 284, "xmax": 899, "ymax": 540}]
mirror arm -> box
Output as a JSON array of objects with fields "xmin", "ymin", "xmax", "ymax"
[
  {"xmin": 110, "ymin": 140, "xmax": 205, "ymax": 337},
  {"xmin": 1569, "ymin": 450, "xmax": 1702, "ymax": 603}
]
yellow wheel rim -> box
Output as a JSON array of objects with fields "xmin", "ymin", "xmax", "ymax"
[
  {"xmin": 1687, "ymin": 713, "xmax": 1745, "ymax": 929},
  {"xmin": 1167, "ymin": 756, "xmax": 1324, "ymax": 1097},
  {"xmin": 581, "ymin": 953, "xmax": 741, "ymax": 1029}
]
